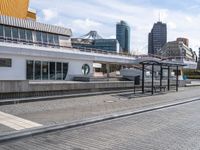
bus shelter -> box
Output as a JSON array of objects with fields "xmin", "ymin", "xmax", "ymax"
[{"xmin": 139, "ymin": 60, "xmax": 186, "ymax": 95}]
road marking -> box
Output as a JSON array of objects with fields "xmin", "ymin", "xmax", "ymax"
[{"xmin": 0, "ymin": 111, "xmax": 42, "ymax": 131}]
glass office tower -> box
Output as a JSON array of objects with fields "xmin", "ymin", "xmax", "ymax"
[
  {"xmin": 148, "ymin": 21, "xmax": 167, "ymax": 55},
  {"xmin": 116, "ymin": 20, "xmax": 130, "ymax": 53}
]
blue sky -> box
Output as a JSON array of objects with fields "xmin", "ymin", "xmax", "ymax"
[{"xmin": 30, "ymin": 0, "xmax": 200, "ymax": 54}]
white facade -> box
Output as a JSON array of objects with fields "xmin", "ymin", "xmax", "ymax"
[
  {"xmin": 0, "ymin": 43, "xmax": 94, "ymax": 81},
  {"xmin": 0, "ymin": 42, "xmax": 138, "ymax": 81}
]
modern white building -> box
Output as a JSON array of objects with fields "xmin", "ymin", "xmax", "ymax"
[{"xmin": 0, "ymin": 15, "xmax": 137, "ymax": 81}]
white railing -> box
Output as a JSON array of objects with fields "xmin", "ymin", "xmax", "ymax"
[{"xmin": 0, "ymin": 36, "xmax": 197, "ymax": 62}]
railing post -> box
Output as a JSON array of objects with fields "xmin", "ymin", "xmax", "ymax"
[
  {"xmin": 160, "ymin": 65, "xmax": 163, "ymax": 92},
  {"xmin": 152, "ymin": 64, "xmax": 154, "ymax": 95},
  {"xmin": 176, "ymin": 66, "xmax": 179, "ymax": 92},
  {"xmin": 142, "ymin": 64, "xmax": 145, "ymax": 94},
  {"xmin": 168, "ymin": 66, "xmax": 170, "ymax": 91}
]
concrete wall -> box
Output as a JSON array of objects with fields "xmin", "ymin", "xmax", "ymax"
[
  {"xmin": 0, "ymin": 81, "xmax": 135, "ymax": 93},
  {"xmin": 0, "ymin": 55, "xmax": 26, "ymax": 80}
]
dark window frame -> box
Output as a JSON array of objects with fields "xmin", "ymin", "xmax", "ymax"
[{"xmin": 0, "ymin": 58, "xmax": 12, "ymax": 67}]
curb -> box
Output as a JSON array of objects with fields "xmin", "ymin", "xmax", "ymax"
[
  {"xmin": 0, "ymin": 97, "xmax": 200, "ymax": 143},
  {"xmin": 186, "ymin": 84, "xmax": 200, "ymax": 87}
]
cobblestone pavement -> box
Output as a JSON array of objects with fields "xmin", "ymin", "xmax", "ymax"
[
  {"xmin": 0, "ymin": 87, "xmax": 200, "ymax": 134},
  {"xmin": 1, "ymin": 96, "xmax": 200, "ymax": 149}
]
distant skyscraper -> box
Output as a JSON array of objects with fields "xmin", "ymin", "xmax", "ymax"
[
  {"xmin": 116, "ymin": 20, "xmax": 130, "ymax": 53},
  {"xmin": 148, "ymin": 21, "xmax": 167, "ymax": 55}
]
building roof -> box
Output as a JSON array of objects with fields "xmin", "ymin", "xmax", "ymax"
[
  {"xmin": 139, "ymin": 59, "xmax": 186, "ymax": 67},
  {"xmin": 0, "ymin": 15, "xmax": 72, "ymax": 36}
]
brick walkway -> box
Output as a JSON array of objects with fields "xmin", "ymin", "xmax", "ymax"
[
  {"xmin": 0, "ymin": 86, "xmax": 199, "ymax": 134},
  {"xmin": 1, "ymin": 92, "xmax": 200, "ymax": 149}
]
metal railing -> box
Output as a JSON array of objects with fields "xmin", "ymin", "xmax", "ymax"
[{"xmin": 0, "ymin": 36, "xmax": 197, "ymax": 62}]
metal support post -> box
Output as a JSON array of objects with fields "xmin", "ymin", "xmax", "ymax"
[{"xmin": 152, "ymin": 64, "xmax": 154, "ymax": 95}]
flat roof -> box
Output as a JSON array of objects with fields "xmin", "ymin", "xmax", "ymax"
[
  {"xmin": 139, "ymin": 60, "xmax": 186, "ymax": 67},
  {"xmin": 0, "ymin": 15, "xmax": 72, "ymax": 36}
]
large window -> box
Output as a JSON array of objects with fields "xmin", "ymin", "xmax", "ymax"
[
  {"xmin": 56, "ymin": 62, "xmax": 62, "ymax": 80},
  {"xmin": 19, "ymin": 29, "xmax": 26, "ymax": 41},
  {"xmin": 36, "ymin": 32, "xmax": 42, "ymax": 43},
  {"xmin": 63, "ymin": 63, "xmax": 68, "ymax": 80},
  {"xmin": 54, "ymin": 35, "xmax": 59, "ymax": 45},
  {"xmin": 26, "ymin": 60, "xmax": 68, "ymax": 80},
  {"xmin": 0, "ymin": 25, "xmax": 61, "ymax": 48},
  {"xmin": 48, "ymin": 34, "xmax": 54, "ymax": 45},
  {"xmin": 0, "ymin": 25, "xmax": 4, "ymax": 38},
  {"xmin": 26, "ymin": 60, "xmax": 34, "ymax": 80},
  {"xmin": 42, "ymin": 33, "xmax": 48, "ymax": 45},
  {"xmin": 12, "ymin": 27, "xmax": 19, "ymax": 41},
  {"xmin": 50, "ymin": 62, "xmax": 56, "ymax": 80},
  {"xmin": 35, "ymin": 61, "xmax": 41, "ymax": 80},
  {"xmin": 42, "ymin": 61, "xmax": 49, "ymax": 80},
  {"xmin": 4, "ymin": 26, "xmax": 11, "ymax": 39},
  {"xmin": 26, "ymin": 30, "xmax": 33, "ymax": 42},
  {"xmin": 0, "ymin": 58, "xmax": 12, "ymax": 67}
]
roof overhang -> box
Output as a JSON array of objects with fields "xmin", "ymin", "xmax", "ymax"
[{"xmin": 0, "ymin": 15, "xmax": 72, "ymax": 36}]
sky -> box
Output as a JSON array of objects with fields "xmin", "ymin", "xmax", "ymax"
[{"xmin": 30, "ymin": 0, "xmax": 200, "ymax": 54}]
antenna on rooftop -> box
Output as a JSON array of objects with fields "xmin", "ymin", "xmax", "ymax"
[{"xmin": 159, "ymin": 12, "xmax": 161, "ymax": 22}]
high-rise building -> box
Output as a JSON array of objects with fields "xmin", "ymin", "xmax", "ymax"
[
  {"xmin": 116, "ymin": 20, "xmax": 130, "ymax": 53},
  {"xmin": 0, "ymin": 0, "xmax": 36, "ymax": 20},
  {"xmin": 158, "ymin": 40, "xmax": 197, "ymax": 63},
  {"xmin": 148, "ymin": 21, "xmax": 167, "ymax": 55}
]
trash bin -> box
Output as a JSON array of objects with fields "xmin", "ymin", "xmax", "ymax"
[{"xmin": 135, "ymin": 76, "xmax": 140, "ymax": 85}]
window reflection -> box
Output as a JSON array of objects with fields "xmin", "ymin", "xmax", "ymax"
[
  {"xmin": 50, "ymin": 62, "xmax": 56, "ymax": 80},
  {"xmin": 19, "ymin": 29, "xmax": 26, "ymax": 41},
  {"xmin": 35, "ymin": 61, "xmax": 41, "ymax": 80},
  {"xmin": 63, "ymin": 63, "xmax": 68, "ymax": 80},
  {"xmin": 42, "ymin": 33, "xmax": 48, "ymax": 45},
  {"xmin": 26, "ymin": 30, "xmax": 33, "ymax": 43},
  {"xmin": 26, "ymin": 60, "xmax": 34, "ymax": 80},
  {"xmin": 0, "ymin": 25, "xmax": 61, "ymax": 48},
  {"xmin": 56, "ymin": 62, "xmax": 62, "ymax": 80},
  {"xmin": 36, "ymin": 32, "xmax": 42, "ymax": 43},
  {"xmin": 0, "ymin": 25, "xmax": 4, "ymax": 41},
  {"xmin": 12, "ymin": 28, "xmax": 19, "ymax": 42},
  {"xmin": 4, "ymin": 26, "xmax": 11, "ymax": 39},
  {"xmin": 42, "ymin": 62, "xmax": 48, "ymax": 80}
]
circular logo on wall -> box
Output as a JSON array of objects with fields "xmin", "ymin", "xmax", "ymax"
[{"xmin": 82, "ymin": 64, "xmax": 90, "ymax": 75}]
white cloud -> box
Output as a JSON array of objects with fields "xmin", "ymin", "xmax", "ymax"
[
  {"xmin": 42, "ymin": 9, "xmax": 58, "ymax": 21},
  {"xmin": 168, "ymin": 22, "xmax": 177, "ymax": 29},
  {"xmin": 185, "ymin": 16, "xmax": 193, "ymax": 23},
  {"xmin": 73, "ymin": 19, "xmax": 102, "ymax": 30},
  {"xmin": 67, "ymin": 19, "xmax": 103, "ymax": 36},
  {"xmin": 30, "ymin": 1, "xmax": 200, "ymax": 55}
]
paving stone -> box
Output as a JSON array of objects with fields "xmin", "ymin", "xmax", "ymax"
[
  {"xmin": 1, "ymin": 98, "xmax": 200, "ymax": 149},
  {"xmin": 0, "ymin": 87, "xmax": 200, "ymax": 132}
]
